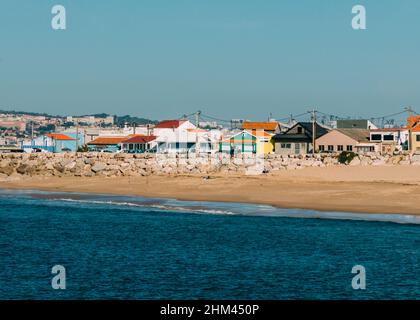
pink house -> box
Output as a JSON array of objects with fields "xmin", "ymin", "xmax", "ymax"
[{"xmin": 315, "ymin": 129, "xmax": 373, "ymax": 153}]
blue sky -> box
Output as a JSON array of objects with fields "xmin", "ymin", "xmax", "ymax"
[{"xmin": 1, "ymin": 0, "xmax": 420, "ymax": 121}]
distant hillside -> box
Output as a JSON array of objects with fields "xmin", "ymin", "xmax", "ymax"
[
  {"xmin": 0, "ymin": 109, "xmax": 63, "ymax": 118},
  {"xmin": 0, "ymin": 109, "xmax": 158, "ymax": 126},
  {"xmin": 114, "ymin": 115, "xmax": 158, "ymax": 127}
]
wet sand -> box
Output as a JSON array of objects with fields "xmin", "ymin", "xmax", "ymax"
[{"xmin": 1, "ymin": 165, "xmax": 420, "ymax": 215}]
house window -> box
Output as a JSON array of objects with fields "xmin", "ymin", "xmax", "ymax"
[
  {"xmin": 383, "ymin": 135, "xmax": 394, "ymax": 141},
  {"xmin": 416, "ymin": 135, "xmax": 420, "ymax": 142},
  {"xmin": 371, "ymin": 134, "xmax": 382, "ymax": 141},
  {"xmin": 281, "ymin": 143, "xmax": 291, "ymax": 149},
  {"xmin": 319, "ymin": 145, "xmax": 325, "ymax": 152},
  {"xmin": 337, "ymin": 145, "xmax": 344, "ymax": 151},
  {"xmin": 347, "ymin": 145, "xmax": 353, "ymax": 151},
  {"xmin": 297, "ymin": 127, "xmax": 303, "ymax": 134},
  {"xmin": 328, "ymin": 145, "xmax": 334, "ymax": 152}
]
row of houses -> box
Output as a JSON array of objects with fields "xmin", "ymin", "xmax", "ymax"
[
  {"xmin": 273, "ymin": 118, "xmax": 418, "ymax": 155},
  {"xmin": 18, "ymin": 116, "xmax": 420, "ymax": 155}
]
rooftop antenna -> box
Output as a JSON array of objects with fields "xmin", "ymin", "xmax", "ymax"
[{"xmin": 405, "ymin": 106, "xmax": 414, "ymax": 117}]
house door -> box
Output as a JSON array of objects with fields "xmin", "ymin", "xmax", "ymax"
[{"xmin": 294, "ymin": 143, "xmax": 300, "ymax": 155}]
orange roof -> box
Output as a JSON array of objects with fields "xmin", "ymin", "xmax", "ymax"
[
  {"xmin": 412, "ymin": 124, "xmax": 420, "ymax": 132},
  {"xmin": 407, "ymin": 116, "xmax": 420, "ymax": 128},
  {"xmin": 45, "ymin": 133, "xmax": 76, "ymax": 141},
  {"xmin": 222, "ymin": 130, "xmax": 272, "ymax": 143},
  {"xmin": 186, "ymin": 128, "xmax": 207, "ymax": 133},
  {"xmin": 242, "ymin": 122, "xmax": 279, "ymax": 131},
  {"xmin": 87, "ymin": 136, "xmax": 129, "ymax": 145},
  {"xmin": 245, "ymin": 130, "xmax": 273, "ymax": 137}
]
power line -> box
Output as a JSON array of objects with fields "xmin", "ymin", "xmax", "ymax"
[{"xmin": 180, "ymin": 107, "xmax": 418, "ymax": 128}]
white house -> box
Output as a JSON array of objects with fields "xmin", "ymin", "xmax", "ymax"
[
  {"xmin": 152, "ymin": 120, "xmax": 219, "ymax": 154},
  {"xmin": 369, "ymin": 128, "xmax": 409, "ymax": 153}
]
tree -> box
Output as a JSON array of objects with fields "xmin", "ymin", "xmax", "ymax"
[{"xmin": 77, "ymin": 144, "xmax": 89, "ymax": 152}]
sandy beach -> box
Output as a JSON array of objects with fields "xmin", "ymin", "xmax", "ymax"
[{"xmin": 1, "ymin": 165, "xmax": 420, "ymax": 215}]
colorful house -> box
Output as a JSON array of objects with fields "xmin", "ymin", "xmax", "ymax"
[
  {"xmin": 406, "ymin": 116, "xmax": 420, "ymax": 153},
  {"xmin": 220, "ymin": 130, "xmax": 274, "ymax": 155},
  {"xmin": 21, "ymin": 133, "xmax": 76, "ymax": 153}
]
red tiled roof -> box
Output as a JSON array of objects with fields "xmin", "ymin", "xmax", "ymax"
[
  {"xmin": 242, "ymin": 122, "xmax": 279, "ymax": 131},
  {"xmin": 154, "ymin": 120, "xmax": 186, "ymax": 129},
  {"xmin": 45, "ymin": 133, "xmax": 76, "ymax": 141},
  {"xmin": 122, "ymin": 135, "xmax": 157, "ymax": 144},
  {"xmin": 87, "ymin": 136, "xmax": 128, "ymax": 145}
]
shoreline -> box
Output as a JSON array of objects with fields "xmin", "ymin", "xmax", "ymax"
[{"xmin": 2, "ymin": 166, "xmax": 420, "ymax": 215}]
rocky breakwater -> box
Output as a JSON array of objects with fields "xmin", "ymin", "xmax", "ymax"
[{"xmin": 0, "ymin": 152, "xmax": 419, "ymax": 180}]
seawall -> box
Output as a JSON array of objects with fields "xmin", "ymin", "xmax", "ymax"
[{"xmin": 0, "ymin": 152, "xmax": 419, "ymax": 180}]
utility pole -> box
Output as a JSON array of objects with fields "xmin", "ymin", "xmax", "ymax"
[
  {"xmin": 405, "ymin": 106, "xmax": 415, "ymax": 153},
  {"xmin": 195, "ymin": 110, "xmax": 201, "ymax": 155},
  {"xmin": 405, "ymin": 106, "xmax": 414, "ymax": 117},
  {"xmin": 75, "ymin": 120, "xmax": 79, "ymax": 151},
  {"xmin": 31, "ymin": 121, "xmax": 34, "ymax": 146},
  {"xmin": 310, "ymin": 109, "xmax": 317, "ymax": 156}
]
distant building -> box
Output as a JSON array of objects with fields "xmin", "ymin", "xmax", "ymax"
[
  {"xmin": 0, "ymin": 120, "xmax": 26, "ymax": 131},
  {"xmin": 336, "ymin": 119, "xmax": 377, "ymax": 130},
  {"xmin": 66, "ymin": 115, "xmax": 114, "ymax": 126},
  {"xmin": 272, "ymin": 122, "xmax": 329, "ymax": 155}
]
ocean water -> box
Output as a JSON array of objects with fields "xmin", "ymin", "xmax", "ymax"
[{"xmin": 0, "ymin": 189, "xmax": 419, "ymax": 300}]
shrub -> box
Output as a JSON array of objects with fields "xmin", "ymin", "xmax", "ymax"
[
  {"xmin": 77, "ymin": 144, "xmax": 89, "ymax": 152},
  {"xmin": 337, "ymin": 151, "xmax": 356, "ymax": 164}
]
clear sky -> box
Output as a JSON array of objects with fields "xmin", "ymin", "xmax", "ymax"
[{"xmin": 1, "ymin": 0, "xmax": 420, "ymax": 121}]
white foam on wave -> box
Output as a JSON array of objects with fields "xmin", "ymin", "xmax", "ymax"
[
  {"xmin": 55, "ymin": 198, "xmax": 236, "ymax": 216},
  {"xmin": 43, "ymin": 195, "xmax": 420, "ymax": 225}
]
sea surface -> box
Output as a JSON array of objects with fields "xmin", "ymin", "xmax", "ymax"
[{"xmin": 0, "ymin": 189, "xmax": 419, "ymax": 300}]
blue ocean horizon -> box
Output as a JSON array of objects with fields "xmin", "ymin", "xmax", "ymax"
[{"xmin": 0, "ymin": 189, "xmax": 419, "ymax": 300}]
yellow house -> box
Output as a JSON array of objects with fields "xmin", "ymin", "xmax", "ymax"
[
  {"xmin": 410, "ymin": 126, "xmax": 420, "ymax": 153},
  {"xmin": 219, "ymin": 130, "xmax": 274, "ymax": 155},
  {"xmin": 406, "ymin": 116, "xmax": 420, "ymax": 153}
]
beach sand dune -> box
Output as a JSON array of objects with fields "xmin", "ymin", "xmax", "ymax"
[{"xmin": 1, "ymin": 166, "xmax": 420, "ymax": 215}]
